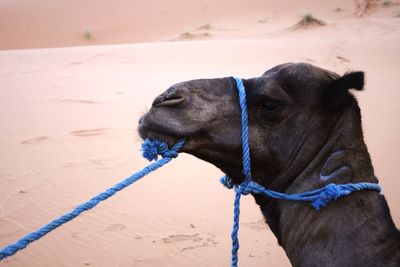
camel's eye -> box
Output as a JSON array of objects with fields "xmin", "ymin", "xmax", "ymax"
[{"xmin": 262, "ymin": 100, "xmax": 283, "ymax": 112}]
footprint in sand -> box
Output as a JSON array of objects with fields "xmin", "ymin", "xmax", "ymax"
[
  {"xmin": 162, "ymin": 233, "xmax": 218, "ymax": 252},
  {"xmin": 21, "ymin": 136, "xmax": 50, "ymax": 144},
  {"xmin": 65, "ymin": 61, "xmax": 83, "ymax": 67},
  {"xmin": 71, "ymin": 232, "xmax": 79, "ymax": 238},
  {"xmin": 204, "ymin": 233, "xmax": 218, "ymax": 245},
  {"xmin": 71, "ymin": 128, "xmax": 110, "ymax": 137},
  {"xmin": 336, "ymin": 56, "xmax": 351, "ymax": 63},
  {"xmin": 88, "ymin": 158, "xmax": 113, "ymax": 169},
  {"xmin": 162, "ymin": 233, "xmax": 203, "ymax": 243},
  {"xmin": 105, "ymin": 223, "xmax": 126, "ymax": 232},
  {"xmin": 181, "ymin": 244, "xmax": 207, "ymax": 252},
  {"xmin": 54, "ymin": 98, "xmax": 98, "ymax": 104}
]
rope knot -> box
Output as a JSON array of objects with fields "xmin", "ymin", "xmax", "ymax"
[
  {"xmin": 220, "ymin": 176, "xmax": 255, "ymax": 195},
  {"xmin": 141, "ymin": 139, "xmax": 179, "ymax": 161},
  {"xmin": 311, "ymin": 183, "xmax": 342, "ymax": 210},
  {"xmin": 236, "ymin": 182, "xmax": 252, "ymax": 195}
]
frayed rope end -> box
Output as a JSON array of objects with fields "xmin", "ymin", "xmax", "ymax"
[
  {"xmin": 220, "ymin": 175, "xmax": 235, "ymax": 189},
  {"xmin": 141, "ymin": 139, "xmax": 161, "ymax": 161}
]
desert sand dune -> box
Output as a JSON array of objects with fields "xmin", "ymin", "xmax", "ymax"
[{"xmin": 0, "ymin": 0, "xmax": 399, "ymax": 266}]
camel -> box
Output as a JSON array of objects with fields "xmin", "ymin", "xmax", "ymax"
[{"xmin": 138, "ymin": 62, "xmax": 400, "ymax": 266}]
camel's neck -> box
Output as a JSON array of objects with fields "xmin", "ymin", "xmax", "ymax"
[{"xmin": 252, "ymin": 107, "xmax": 400, "ymax": 266}]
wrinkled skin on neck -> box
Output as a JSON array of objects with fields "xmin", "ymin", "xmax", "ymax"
[{"xmin": 139, "ymin": 63, "xmax": 400, "ymax": 266}]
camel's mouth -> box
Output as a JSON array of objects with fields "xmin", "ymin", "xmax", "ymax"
[
  {"xmin": 138, "ymin": 116, "xmax": 182, "ymax": 147},
  {"xmin": 138, "ymin": 106, "xmax": 201, "ymax": 150}
]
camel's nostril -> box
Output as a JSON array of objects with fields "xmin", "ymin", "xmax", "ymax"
[{"xmin": 152, "ymin": 95, "xmax": 185, "ymax": 108}]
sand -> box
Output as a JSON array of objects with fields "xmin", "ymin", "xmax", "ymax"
[{"xmin": 0, "ymin": 0, "xmax": 399, "ymax": 266}]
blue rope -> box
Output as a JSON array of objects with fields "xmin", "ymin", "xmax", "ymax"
[
  {"xmin": 221, "ymin": 77, "xmax": 382, "ymax": 267},
  {"xmin": 0, "ymin": 139, "xmax": 185, "ymax": 261},
  {"xmin": 235, "ymin": 77, "xmax": 252, "ymax": 184},
  {"xmin": 221, "ymin": 178, "xmax": 381, "ymax": 210}
]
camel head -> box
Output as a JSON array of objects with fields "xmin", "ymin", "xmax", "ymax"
[{"xmin": 138, "ymin": 63, "xmax": 365, "ymax": 187}]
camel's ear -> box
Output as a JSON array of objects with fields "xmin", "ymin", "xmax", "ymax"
[{"xmin": 323, "ymin": 71, "xmax": 364, "ymax": 111}]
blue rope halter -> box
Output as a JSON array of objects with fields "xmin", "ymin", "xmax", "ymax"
[
  {"xmin": 0, "ymin": 77, "xmax": 381, "ymax": 266},
  {"xmin": 221, "ymin": 77, "xmax": 381, "ymax": 267}
]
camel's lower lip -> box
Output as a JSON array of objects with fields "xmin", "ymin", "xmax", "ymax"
[
  {"xmin": 138, "ymin": 118, "xmax": 186, "ymax": 148},
  {"xmin": 139, "ymin": 124, "xmax": 178, "ymax": 139}
]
